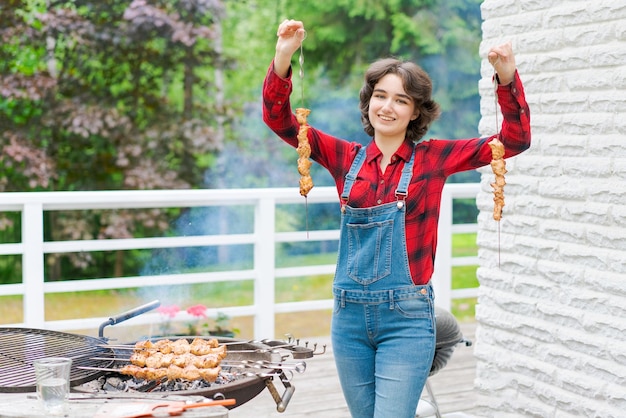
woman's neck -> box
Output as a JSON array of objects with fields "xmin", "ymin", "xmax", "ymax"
[{"xmin": 375, "ymin": 136, "xmax": 405, "ymax": 174}]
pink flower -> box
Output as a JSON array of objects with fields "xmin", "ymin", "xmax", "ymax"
[
  {"xmin": 157, "ymin": 304, "xmax": 180, "ymax": 318},
  {"xmin": 186, "ymin": 304, "xmax": 208, "ymax": 318}
]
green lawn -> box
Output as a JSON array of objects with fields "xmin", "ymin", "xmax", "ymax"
[
  {"xmin": 1, "ymin": 233, "xmax": 479, "ymax": 327},
  {"xmin": 451, "ymin": 233, "xmax": 479, "ymax": 321}
]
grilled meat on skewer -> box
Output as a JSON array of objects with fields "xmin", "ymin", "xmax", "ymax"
[
  {"xmin": 295, "ymin": 107, "xmax": 313, "ymax": 197},
  {"xmin": 115, "ymin": 337, "xmax": 227, "ymax": 382},
  {"xmin": 488, "ymin": 137, "xmax": 507, "ymax": 221},
  {"xmin": 133, "ymin": 338, "xmax": 221, "ymax": 355},
  {"xmin": 129, "ymin": 351, "xmax": 225, "ymax": 369},
  {"xmin": 119, "ymin": 364, "xmax": 222, "ymax": 382}
]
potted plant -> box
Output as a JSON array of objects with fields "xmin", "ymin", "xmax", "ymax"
[
  {"xmin": 156, "ymin": 304, "xmax": 239, "ymax": 337},
  {"xmin": 208, "ymin": 311, "xmax": 239, "ymax": 338},
  {"xmin": 156, "ymin": 304, "xmax": 181, "ymax": 336}
]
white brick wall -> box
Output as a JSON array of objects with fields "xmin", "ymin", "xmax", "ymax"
[{"xmin": 474, "ymin": 1, "xmax": 626, "ymax": 417}]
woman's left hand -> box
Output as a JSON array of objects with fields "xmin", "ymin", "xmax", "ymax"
[{"xmin": 488, "ymin": 42, "xmax": 516, "ymax": 85}]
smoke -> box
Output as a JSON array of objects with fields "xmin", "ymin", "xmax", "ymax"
[{"xmin": 137, "ymin": 87, "xmax": 352, "ymax": 305}]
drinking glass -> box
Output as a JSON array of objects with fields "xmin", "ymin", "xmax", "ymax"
[{"xmin": 33, "ymin": 357, "xmax": 72, "ymax": 415}]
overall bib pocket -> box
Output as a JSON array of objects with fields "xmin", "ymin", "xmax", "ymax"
[{"xmin": 346, "ymin": 218, "xmax": 393, "ymax": 284}]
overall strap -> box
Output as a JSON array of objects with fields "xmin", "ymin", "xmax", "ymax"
[
  {"xmin": 340, "ymin": 146, "xmax": 367, "ymax": 203},
  {"xmin": 340, "ymin": 144, "xmax": 416, "ymax": 210},
  {"xmin": 395, "ymin": 145, "xmax": 416, "ymax": 199}
]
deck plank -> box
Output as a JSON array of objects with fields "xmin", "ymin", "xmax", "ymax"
[{"xmin": 228, "ymin": 322, "xmax": 477, "ymax": 417}]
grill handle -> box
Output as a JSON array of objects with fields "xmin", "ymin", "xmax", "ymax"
[
  {"xmin": 98, "ymin": 300, "xmax": 161, "ymax": 339},
  {"xmin": 264, "ymin": 371, "xmax": 295, "ymax": 413}
]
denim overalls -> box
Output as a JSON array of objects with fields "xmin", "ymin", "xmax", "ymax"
[{"xmin": 331, "ymin": 146, "xmax": 436, "ymax": 418}]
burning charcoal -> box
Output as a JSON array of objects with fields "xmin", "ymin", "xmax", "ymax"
[
  {"xmin": 78, "ymin": 376, "xmax": 108, "ymax": 392},
  {"xmin": 104, "ymin": 376, "xmax": 128, "ymax": 391},
  {"xmin": 127, "ymin": 378, "xmax": 148, "ymax": 390},
  {"xmin": 168, "ymin": 382, "xmax": 179, "ymax": 391},
  {"xmin": 216, "ymin": 370, "xmax": 242, "ymax": 385},
  {"xmin": 188, "ymin": 380, "xmax": 207, "ymax": 390}
]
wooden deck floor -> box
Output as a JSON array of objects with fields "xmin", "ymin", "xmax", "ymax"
[{"xmin": 229, "ymin": 322, "xmax": 478, "ymax": 418}]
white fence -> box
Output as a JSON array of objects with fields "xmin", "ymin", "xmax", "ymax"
[{"xmin": 0, "ymin": 184, "xmax": 480, "ymax": 340}]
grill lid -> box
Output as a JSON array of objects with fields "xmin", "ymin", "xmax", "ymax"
[{"xmin": 0, "ymin": 327, "xmax": 115, "ymax": 393}]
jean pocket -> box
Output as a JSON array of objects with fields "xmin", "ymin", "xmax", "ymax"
[
  {"xmin": 346, "ymin": 219, "xmax": 393, "ymax": 285},
  {"xmin": 394, "ymin": 296, "xmax": 432, "ymax": 319}
]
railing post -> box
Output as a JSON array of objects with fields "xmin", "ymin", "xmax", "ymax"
[
  {"xmin": 22, "ymin": 202, "xmax": 46, "ymax": 328},
  {"xmin": 253, "ymin": 197, "xmax": 276, "ymax": 339},
  {"xmin": 433, "ymin": 188, "xmax": 453, "ymax": 312}
]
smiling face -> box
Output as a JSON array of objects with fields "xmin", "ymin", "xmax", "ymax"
[
  {"xmin": 359, "ymin": 58, "xmax": 440, "ymax": 143},
  {"xmin": 367, "ymin": 73, "xmax": 418, "ymax": 144}
]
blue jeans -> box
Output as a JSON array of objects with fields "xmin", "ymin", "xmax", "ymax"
[{"xmin": 331, "ymin": 286, "xmax": 435, "ymax": 418}]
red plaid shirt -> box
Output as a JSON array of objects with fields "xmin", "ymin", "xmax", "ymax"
[{"xmin": 263, "ymin": 63, "xmax": 531, "ymax": 284}]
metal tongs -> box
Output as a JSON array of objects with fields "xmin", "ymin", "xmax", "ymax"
[{"xmin": 115, "ymin": 398, "xmax": 236, "ymax": 417}]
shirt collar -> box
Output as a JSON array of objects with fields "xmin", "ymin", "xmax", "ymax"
[{"xmin": 366, "ymin": 140, "xmax": 414, "ymax": 164}]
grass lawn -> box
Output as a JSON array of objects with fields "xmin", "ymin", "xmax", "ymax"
[
  {"xmin": 1, "ymin": 233, "xmax": 479, "ymax": 336},
  {"xmin": 451, "ymin": 233, "xmax": 479, "ymax": 321}
]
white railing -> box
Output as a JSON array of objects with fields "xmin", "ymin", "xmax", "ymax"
[{"xmin": 0, "ymin": 184, "xmax": 480, "ymax": 339}]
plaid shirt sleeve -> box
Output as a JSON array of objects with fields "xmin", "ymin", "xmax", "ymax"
[
  {"xmin": 431, "ymin": 70, "xmax": 531, "ymax": 178},
  {"xmin": 262, "ymin": 63, "xmax": 299, "ymax": 148},
  {"xmin": 496, "ymin": 70, "xmax": 531, "ymax": 156}
]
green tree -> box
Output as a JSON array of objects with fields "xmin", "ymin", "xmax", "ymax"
[
  {"xmin": 280, "ymin": 0, "xmax": 484, "ymax": 140},
  {"xmin": 0, "ymin": 0, "xmax": 231, "ymax": 280},
  {"xmin": 214, "ymin": 0, "xmax": 484, "ymax": 191}
]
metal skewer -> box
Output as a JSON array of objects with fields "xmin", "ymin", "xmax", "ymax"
[
  {"xmin": 494, "ymin": 69, "xmax": 501, "ymax": 268},
  {"xmin": 221, "ymin": 360, "xmax": 306, "ymax": 373},
  {"xmin": 98, "ymin": 346, "xmax": 281, "ymax": 356},
  {"xmin": 78, "ymin": 365, "xmax": 124, "ymax": 373},
  {"xmin": 77, "ymin": 365, "xmax": 283, "ymax": 380},
  {"xmin": 97, "ymin": 340, "xmax": 243, "ymax": 351},
  {"xmin": 298, "ymin": 32, "xmax": 311, "ymax": 240}
]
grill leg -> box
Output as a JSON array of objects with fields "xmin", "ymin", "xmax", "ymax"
[
  {"xmin": 415, "ymin": 379, "xmax": 442, "ymax": 418},
  {"xmin": 425, "ymin": 380, "xmax": 442, "ymax": 418}
]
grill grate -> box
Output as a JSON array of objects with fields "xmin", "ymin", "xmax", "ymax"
[{"xmin": 0, "ymin": 327, "xmax": 115, "ymax": 392}]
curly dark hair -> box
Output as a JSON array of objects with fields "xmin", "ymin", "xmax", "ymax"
[{"xmin": 359, "ymin": 58, "xmax": 441, "ymax": 142}]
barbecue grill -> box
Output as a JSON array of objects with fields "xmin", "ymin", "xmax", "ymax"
[{"xmin": 0, "ymin": 301, "xmax": 323, "ymax": 415}]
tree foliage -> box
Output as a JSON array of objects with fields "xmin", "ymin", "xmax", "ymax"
[
  {"xmin": 1, "ymin": 0, "xmax": 228, "ymax": 193},
  {"xmin": 280, "ymin": 0, "xmax": 484, "ymax": 139},
  {"xmin": 1, "ymin": 0, "xmax": 231, "ymax": 278}
]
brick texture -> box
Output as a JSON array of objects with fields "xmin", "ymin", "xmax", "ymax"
[{"xmin": 474, "ymin": 1, "xmax": 626, "ymax": 417}]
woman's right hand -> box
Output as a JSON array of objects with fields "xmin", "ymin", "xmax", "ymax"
[{"xmin": 273, "ymin": 19, "xmax": 306, "ymax": 78}]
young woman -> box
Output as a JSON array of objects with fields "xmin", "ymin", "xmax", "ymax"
[{"xmin": 263, "ymin": 19, "xmax": 531, "ymax": 418}]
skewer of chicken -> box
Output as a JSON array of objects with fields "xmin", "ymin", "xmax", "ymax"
[
  {"xmin": 488, "ymin": 137, "xmax": 507, "ymax": 221},
  {"xmin": 119, "ymin": 363, "xmax": 221, "ymax": 382},
  {"xmin": 132, "ymin": 338, "xmax": 222, "ymax": 356},
  {"xmin": 129, "ymin": 351, "xmax": 224, "ymax": 369},
  {"xmin": 295, "ymin": 107, "xmax": 313, "ymax": 197}
]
